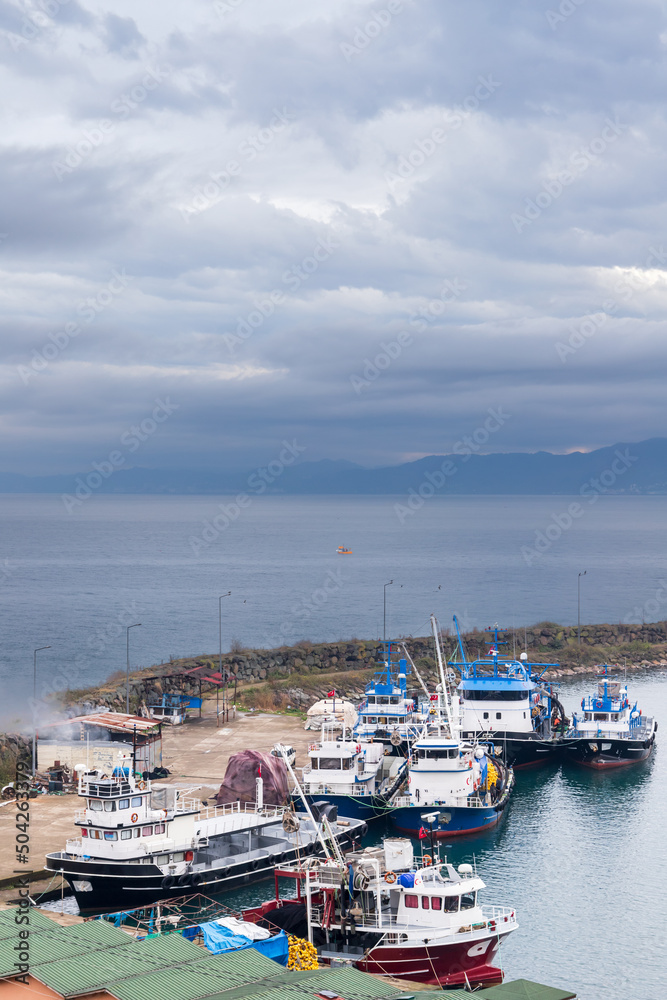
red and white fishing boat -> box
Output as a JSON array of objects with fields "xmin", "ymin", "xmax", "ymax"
[{"xmin": 243, "ymin": 836, "xmax": 518, "ymax": 988}]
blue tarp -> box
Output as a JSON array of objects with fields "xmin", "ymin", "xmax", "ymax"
[{"xmin": 192, "ymin": 922, "xmax": 289, "ymax": 966}]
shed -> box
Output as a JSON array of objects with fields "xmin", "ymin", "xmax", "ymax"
[{"xmin": 37, "ymin": 713, "xmax": 163, "ymax": 776}]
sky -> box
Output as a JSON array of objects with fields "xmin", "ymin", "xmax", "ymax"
[{"xmin": 2, "ymin": 0, "xmax": 667, "ymax": 474}]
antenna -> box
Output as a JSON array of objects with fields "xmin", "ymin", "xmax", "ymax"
[{"xmin": 431, "ymin": 614, "xmax": 454, "ymax": 736}]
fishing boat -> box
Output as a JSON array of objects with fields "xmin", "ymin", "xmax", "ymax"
[
  {"xmin": 388, "ymin": 616, "xmax": 513, "ymax": 838},
  {"xmin": 450, "ymin": 620, "xmax": 569, "ymax": 768},
  {"xmin": 563, "ymin": 672, "xmax": 657, "ymax": 768},
  {"xmin": 243, "ymin": 837, "xmax": 518, "ymax": 988},
  {"xmin": 45, "ymin": 758, "xmax": 365, "ymax": 915},
  {"xmin": 336, "ymin": 546, "xmax": 353, "ymax": 554},
  {"xmin": 293, "ymin": 725, "xmax": 406, "ymax": 821},
  {"xmin": 353, "ymin": 641, "xmax": 427, "ymax": 750}
]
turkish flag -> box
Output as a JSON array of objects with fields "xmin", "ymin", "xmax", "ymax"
[
  {"xmin": 418, "ymin": 827, "xmax": 428, "ymax": 839},
  {"xmin": 328, "ymin": 690, "xmax": 335, "ymax": 698}
]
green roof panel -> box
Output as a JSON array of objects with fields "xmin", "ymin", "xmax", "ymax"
[
  {"xmin": 476, "ymin": 979, "xmax": 577, "ymax": 1000},
  {"xmin": 107, "ymin": 948, "xmax": 284, "ymax": 1000},
  {"xmin": 0, "ymin": 909, "xmax": 58, "ymax": 940},
  {"xmin": 33, "ymin": 933, "xmax": 207, "ymax": 997}
]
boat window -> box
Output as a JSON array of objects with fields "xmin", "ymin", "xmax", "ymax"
[
  {"xmin": 119, "ymin": 799, "xmax": 129, "ymax": 810},
  {"xmin": 431, "ymin": 897, "xmax": 442, "ymax": 910},
  {"xmin": 463, "ymin": 690, "xmax": 528, "ymax": 701},
  {"xmin": 611, "ymin": 713, "xmax": 618, "ymax": 721},
  {"xmin": 157, "ymin": 854, "xmax": 169, "ymax": 864},
  {"xmin": 142, "ymin": 825, "xmax": 153, "ymax": 836},
  {"xmin": 121, "ymin": 830, "xmax": 132, "ymax": 840},
  {"xmin": 424, "ymin": 749, "xmax": 458, "ymax": 761},
  {"xmin": 104, "ymin": 831, "xmax": 117, "ymax": 841},
  {"xmin": 133, "ymin": 828, "xmax": 140, "ymax": 838},
  {"xmin": 104, "ymin": 801, "xmax": 116, "ymax": 812},
  {"xmin": 368, "ymin": 697, "xmax": 376, "ymax": 704},
  {"xmin": 594, "ymin": 713, "xmax": 607, "ymax": 722},
  {"xmin": 460, "ymin": 892, "xmax": 476, "ymax": 910},
  {"xmin": 390, "ymin": 697, "xmax": 399, "ymax": 705},
  {"xmin": 88, "ymin": 799, "xmax": 103, "ymax": 811},
  {"xmin": 154, "ymin": 823, "xmax": 165, "ymax": 834},
  {"xmin": 378, "ymin": 717, "xmax": 387, "ymax": 725},
  {"xmin": 421, "ymin": 896, "xmax": 429, "ymax": 909},
  {"xmin": 444, "ymin": 896, "xmax": 459, "ymax": 912},
  {"xmin": 369, "ymin": 717, "xmax": 377, "ymax": 724},
  {"xmin": 318, "ymin": 757, "xmax": 346, "ymax": 770},
  {"xmin": 173, "ymin": 852, "xmax": 184, "ymax": 862},
  {"xmin": 404, "ymin": 894, "xmax": 418, "ymax": 908},
  {"xmin": 131, "ymin": 796, "xmax": 142, "ymax": 807},
  {"xmin": 496, "ymin": 713, "xmax": 501, "ymax": 720},
  {"xmin": 483, "ymin": 713, "xmax": 489, "ymax": 720},
  {"xmin": 90, "ymin": 829, "xmax": 102, "ymax": 840},
  {"xmin": 82, "ymin": 828, "xmax": 88, "ymax": 837},
  {"xmin": 141, "ymin": 857, "xmax": 152, "ymax": 864}
]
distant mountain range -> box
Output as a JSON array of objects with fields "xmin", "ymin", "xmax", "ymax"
[{"xmin": 2, "ymin": 438, "xmax": 667, "ymax": 496}]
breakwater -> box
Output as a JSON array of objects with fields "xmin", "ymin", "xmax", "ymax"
[{"xmin": 59, "ymin": 620, "xmax": 667, "ymax": 717}]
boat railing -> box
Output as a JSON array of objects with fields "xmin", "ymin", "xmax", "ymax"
[
  {"xmin": 184, "ymin": 800, "xmax": 284, "ymax": 820},
  {"xmin": 309, "ymin": 903, "xmax": 517, "ymax": 934},
  {"xmin": 66, "ymin": 838, "xmax": 83, "ymax": 852},
  {"xmin": 570, "ymin": 718, "xmax": 654, "ymax": 739},
  {"xmin": 391, "ymin": 793, "xmax": 490, "ymax": 809}
]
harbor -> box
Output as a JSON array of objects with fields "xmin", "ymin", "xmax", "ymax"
[{"xmin": 0, "ymin": 631, "xmax": 664, "ymax": 997}]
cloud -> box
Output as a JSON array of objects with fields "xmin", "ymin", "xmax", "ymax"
[{"xmin": 1, "ymin": 0, "xmax": 667, "ymax": 474}]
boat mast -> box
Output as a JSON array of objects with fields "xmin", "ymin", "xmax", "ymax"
[{"xmin": 430, "ymin": 614, "xmax": 454, "ymax": 737}]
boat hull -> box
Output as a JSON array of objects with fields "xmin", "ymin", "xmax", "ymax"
[
  {"xmin": 390, "ymin": 801, "xmax": 506, "ymax": 838},
  {"xmin": 46, "ymin": 828, "xmax": 362, "ymax": 916},
  {"xmin": 460, "ymin": 729, "xmax": 562, "ymax": 768},
  {"xmin": 564, "ymin": 733, "xmax": 655, "ymax": 768},
  {"xmin": 355, "ymin": 930, "xmax": 512, "ymax": 987},
  {"xmin": 291, "ymin": 792, "xmax": 387, "ymax": 822}
]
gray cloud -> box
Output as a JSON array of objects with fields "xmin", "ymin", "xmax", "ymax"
[{"xmin": 1, "ymin": 0, "xmax": 667, "ymax": 475}]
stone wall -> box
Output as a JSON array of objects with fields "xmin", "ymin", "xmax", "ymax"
[{"xmin": 59, "ymin": 621, "xmax": 667, "ymax": 717}]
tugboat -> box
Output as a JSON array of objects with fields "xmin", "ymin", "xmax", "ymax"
[
  {"xmin": 294, "ymin": 725, "xmax": 407, "ymax": 821},
  {"xmin": 244, "ymin": 837, "xmax": 518, "ymax": 988},
  {"xmin": 388, "ymin": 616, "xmax": 513, "ymax": 838},
  {"xmin": 353, "ymin": 641, "xmax": 427, "ymax": 751},
  {"xmin": 451, "ymin": 620, "xmax": 568, "ymax": 768},
  {"xmin": 563, "ymin": 671, "xmax": 657, "ymax": 768},
  {"xmin": 45, "ymin": 757, "xmax": 365, "ymax": 915}
]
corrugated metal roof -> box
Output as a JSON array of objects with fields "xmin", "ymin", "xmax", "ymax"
[
  {"xmin": 0, "ymin": 908, "xmax": 57, "ymax": 940},
  {"xmin": 107, "ymin": 948, "xmax": 285, "ymax": 1000},
  {"xmin": 39, "ymin": 712, "xmax": 160, "ymax": 734},
  {"xmin": 33, "ymin": 932, "xmax": 207, "ymax": 997},
  {"xmin": 475, "ymin": 980, "xmax": 576, "ymax": 1000},
  {"xmin": 294, "ymin": 967, "xmax": 410, "ymax": 999},
  {"xmin": 0, "ymin": 919, "xmax": 131, "ymax": 977}
]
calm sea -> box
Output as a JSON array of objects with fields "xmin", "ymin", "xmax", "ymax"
[{"xmin": 7, "ymin": 493, "xmax": 664, "ymax": 998}]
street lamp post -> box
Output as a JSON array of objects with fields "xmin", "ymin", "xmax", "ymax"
[
  {"xmin": 383, "ymin": 580, "xmax": 393, "ymax": 641},
  {"xmin": 32, "ymin": 646, "xmax": 51, "ymax": 776},
  {"xmin": 126, "ymin": 624, "xmax": 142, "ymax": 714},
  {"xmin": 577, "ymin": 571, "xmax": 587, "ymax": 663},
  {"xmin": 218, "ymin": 592, "xmax": 231, "ymax": 725}
]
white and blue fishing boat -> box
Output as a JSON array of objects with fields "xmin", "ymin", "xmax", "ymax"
[
  {"xmin": 388, "ymin": 616, "xmax": 514, "ymax": 839},
  {"xmin": 450, "ymin": 620, "xmax": 569, "ymax": 768},
  {"xmin": 563, "ymin": 671, "xmax": 657, "ymax": 768},
  {"xmin": 293, "ymin": 725, "xmax": 407, "ymax": 821},
  {"xmin": 353, "ymin": 641, "xmax": 427, "ymax": 751}
]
